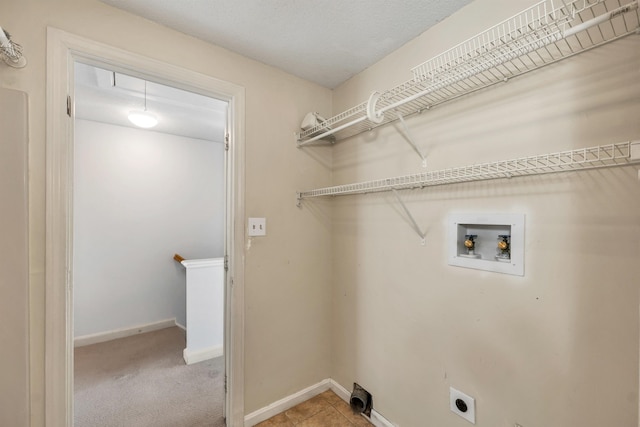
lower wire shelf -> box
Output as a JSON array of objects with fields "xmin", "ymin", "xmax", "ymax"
[{"xmin": 296, "ymin": 140, "xmax": 640, "ymax": 205}]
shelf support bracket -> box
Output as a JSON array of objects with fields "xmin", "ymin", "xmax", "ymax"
[
  {"xmin": 392, "ymin": 189, "xmax": 426, "ymax": 245},
  {"xmin": 395, "ymin": 111, "xmax": 427, "ymax": 168}
]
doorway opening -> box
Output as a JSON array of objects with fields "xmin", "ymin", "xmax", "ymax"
[
  {"xmin": 72, "ymin": 62, "xmax": 227, "ymax": 426},
  {"xmin": 45, "ymin": 28, "xmax": 245, "ymax": 426}
]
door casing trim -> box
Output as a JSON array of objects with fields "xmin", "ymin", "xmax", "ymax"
[{"xmin": 45, "ymin": 27, "xmax": 245, "ymax": 426}]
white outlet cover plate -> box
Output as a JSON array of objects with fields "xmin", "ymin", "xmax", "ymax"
[
  {"xmin": 248, "ymin": 217, "xmax": 266, "ymax": 236},
  {"xmin": 450, "ymin": 387, "xmax": 475, "ymax": 424}
]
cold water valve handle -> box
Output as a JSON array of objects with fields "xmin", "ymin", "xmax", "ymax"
[{"xmin": 496, "ymin": 234, "xmax": 511, "ymax": 262}]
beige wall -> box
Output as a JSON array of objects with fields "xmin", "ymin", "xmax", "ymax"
[
  {"xmin": 330, "ymin": 0, "xmax": 640, "ymax": 426},
  {"xmin": 2, "ymin": 0, "xmax": 639, "ymax": 425},
  {"xmin": 0, "ymin": 88, "xmax": 30, "ymax": 427},
  {"xmin": 0, "ymin": 0, "xmax": 333, "ymax": 424}
]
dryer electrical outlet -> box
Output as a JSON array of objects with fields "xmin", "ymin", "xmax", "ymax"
[{"xmin": 450, "ymin": 387, "xmax": 476, "ymax": 424}]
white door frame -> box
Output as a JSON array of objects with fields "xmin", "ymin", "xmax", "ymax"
[{"xmin": 45, "ymin": 27, "xmax": 245, "ymax": 426}]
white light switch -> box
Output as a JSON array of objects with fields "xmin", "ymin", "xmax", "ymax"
[{"xmin": 248, "ymin": 217, "xmax": 266, "ymax": 236}]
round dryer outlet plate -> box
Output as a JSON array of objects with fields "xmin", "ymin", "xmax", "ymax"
[{"xmin": 450, "ymin": 387, "xmax": 475, "ymax": 424}]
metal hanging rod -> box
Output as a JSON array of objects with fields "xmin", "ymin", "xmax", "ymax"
[
  {"xmin": 297, "ymin": 0, "xmax": 640, "ymax": 146},
  {"xmin": 296, "ymin": 141, "xmax": 640, "ymax": 202}
]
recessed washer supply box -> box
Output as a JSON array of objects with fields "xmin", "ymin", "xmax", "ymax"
[{"xmin": 448, "ymin": 213, "xmax": 525, "ymax": 276}]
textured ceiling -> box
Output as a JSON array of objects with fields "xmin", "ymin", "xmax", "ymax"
[{"xmin": 99, "ymin": 0, "xmax": 474, "ymax": 89}]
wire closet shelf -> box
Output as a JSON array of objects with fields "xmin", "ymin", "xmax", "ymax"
[
  {"xmin": 296, "ymin": 141, "xmax": 640, "ymax": 203},
  {"xmin": 297, "ymin": 0, "xmax": 640, "ymax": 146}
]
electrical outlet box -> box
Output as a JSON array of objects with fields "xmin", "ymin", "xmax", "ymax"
[
  {"xmin": 450, "ymin": 387, "xmax": 475, "ymax": 424},
  {"xmin": 448, "ymin": 213, "xmax": 525, "ymax": 276},
  {"xmin": 248, "ymin": 217, "xmax": 266, "ymax": 236}
]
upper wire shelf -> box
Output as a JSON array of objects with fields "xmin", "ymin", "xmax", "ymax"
[
  {"xmin": 297, "ymin": 0, "xmax": 640, "ymax": 146},
  {"xmin": 296, "ymin": 141, "xmax": 640, "ymax": 203}
]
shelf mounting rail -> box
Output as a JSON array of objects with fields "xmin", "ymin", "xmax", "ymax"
[
  {"xmin": 296, "ymin": 141, "xmax": 640, "ymax": 203},
  {"xmin": 297, "ymin": 0, "xmax": 640, "ymax": 146}
]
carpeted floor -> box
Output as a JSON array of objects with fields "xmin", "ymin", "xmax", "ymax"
[{"xmin": 74, "ymin": 326, "xmax": 224, "ymax": 427}]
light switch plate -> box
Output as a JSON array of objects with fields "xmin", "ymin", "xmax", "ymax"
[{"xmin": 248, "ymin": 217, "xmax": 266, "ymax": 236}]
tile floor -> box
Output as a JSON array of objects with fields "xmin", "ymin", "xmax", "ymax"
[{"xmin": 256, "ymin": 390, "xmax": 373, "ymax": 427}]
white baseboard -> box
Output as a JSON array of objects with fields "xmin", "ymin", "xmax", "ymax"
[
  {"xmin": 175, "ymin": 321, "xmax": 186, "ymax": 331},
  {"xmin": 244, "ymin": 379, "xmax": 332, "ymax": 426},
  {"xmin": 329, "ymin": 378, "xmax": 351, "ymax": 401},
  {"xmin": 74, "ymin": 318, "xmax": 178, "ymax": 347},
  {"xmin": 244, "ymin": 378, "xmax": 395, "ymax": 427},
  {"xmin": 369, "ymin": 408, "xmax": 396, "ymax": 427},
  {"xmin": 183, "ymin": 345, "xmax": 223, "ymax": 365}
]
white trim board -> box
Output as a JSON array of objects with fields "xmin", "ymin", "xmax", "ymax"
[
  {"xmin": 244, "ymin": 379, "xmax": 332, "ymax": 426},
  {"xmin": 183, "ymin": 345, "xmax": 223, "ymax": 365},
  {"xmin": 74, "ymin": 318, "xmax": 178, "ymax": 347},
  {"xmin": 45, "ymin": 27, "xmax": 246, "ymax": 427},
  {"xmin": 181, "ymin": 257, "xmax": 224, "ymax": 269},
  {"xmin": 244, "ymin": 379, "xmax": 395, "ymax": 427}
]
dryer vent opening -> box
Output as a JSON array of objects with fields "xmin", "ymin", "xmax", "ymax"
[{"xmin": 350, "ymin": 382, "xmax": 372, "ymax": 417}]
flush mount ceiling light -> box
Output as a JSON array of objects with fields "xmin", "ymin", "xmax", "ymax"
[
  {"xmin": 128, "ymin": 80, "xmax": 158, "ymax": 128},
  {"xmin": 128, "ymin": 110, "xmax": 158, "ymax": 128}
]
